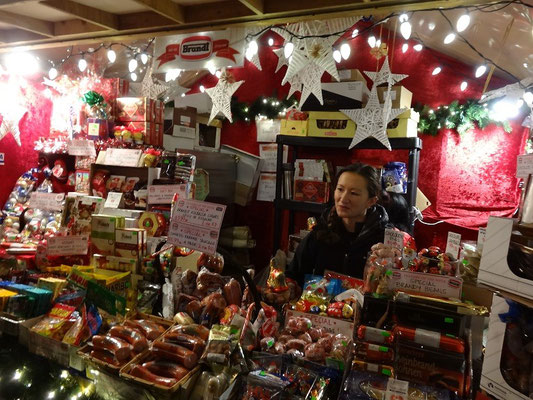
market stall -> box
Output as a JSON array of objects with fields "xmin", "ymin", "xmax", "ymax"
[{"xmin": 0, "ymin": 0, "xmax": 532, "ymax": 399}]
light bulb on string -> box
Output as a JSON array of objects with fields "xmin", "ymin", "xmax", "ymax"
[
  {"xmin": 428, "ymin": 22, "xmax": 436, "ymax": 31},
  {"xmin": 399, "ymin": 13, "xmax": 409, "ymax": 23},
  {"xmin": 475, "ymin": 65, "xmax": 487, "ymax": 78},
  {"xmin": 215, "ymin": 70, "xmax": 222, "ymax": 78},
  {"xmin": 140, "ymin": 53, "xmax": 148, "ymax": 64},
  {"xmin": 490, "ymin": 99, "xmax": 523, "ymax": 121},
  {"xmin": 460, "ymin": 81, "xmax": 468, "ymax": 91},
  {"xmin": 284, "ymin": 41, "xmax": 294, "ymax": 58},
  {"xmin": 456, "ymin": 13, "xmax": 471, "ymax": 32},
  {"xmin": 367, "ymin": 35, "xmax": 376, "ymax": 48},
  {"xmin": 107, "ymin": 49, "xmax": 116, "ymax": 63},
  {"xmin": 245, "ymin": 40, "xmax": 258, "ymax": 61},
  {"xmin": 402, "ymin": 43, "xmax": 409, "ymax": 53},
  {"xmin": 444, "ymin": 33, "xmax": 456, "ymax": 44},
  {"xmin": 130, "ymin": 72, "xmax": 137, "ymax": 81},
  {"xmin": 413, "ymin": 43, "xmax": 423, "ymax": 51},
  {"xmin": 78, "ymin": 58, "xmax": 87, "ymax": 72},
  {"xmin": 333, "ymin": 50, "xmax": 341, "ymax": 63},
  {"xmin": 206, "ymin": 61, "xmax": 217, "ymax": 75},
  {"xmin": 376, "ymin": 39, "xmax": 381, "ymax": 48},
  {"xmin": 340, "ymin": 42, "xmax": 351, "ymax": 60},
  {"xmin": 523, "ymin": 91, "xmax": 533, "ymax": 106},
  {"xmin": 48, "ymin": 67, "xmax": 58, "ymax": 80},
  {"xmin": 199, "ymin": 85, "xmax": 205, "ymax": 93},
  {"xmin": 400, "ymin": 21, "xmax": 412, "ymax": 40},
  {"xmin": 268, "ymin": 37, "xmax": 274, "ymax": 46},
  {"xmin": 128, "ymin": 58, "xmax": 138, "ymax": 72},
  {"xmin": 352, "ymin": 29, "xmax": 358, "ymax": 38},
  {"xmin": 432, "ymin": 66, "xmax": 442, "ymax": 75}
]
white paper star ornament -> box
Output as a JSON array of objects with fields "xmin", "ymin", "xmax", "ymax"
[
  {"xmin": 365, "ymin": 57, "xmax": 408, "ymax": 88},
  {"xmin": 139, "ymin": 66, "xmax": 169, "ymax": 99},
  {"xmin": 298, "ymin": 63, "xmax": 325, "ymax": 107},
  {"xmin": 341, "ymin": 87, "xmax": 405, "ymax": 150},
  {"xmin": 0, "ymin": 104, "xmax": 27, "ymax": 146},
  {"xmin": 205, "ymin": 69, "xmax": 244, "ymax": 123},
  {"xmin": 273, "ymin": 47, "xmax": 289, "ymax": 73}
]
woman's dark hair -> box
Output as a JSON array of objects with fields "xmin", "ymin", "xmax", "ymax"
[
  {"xmin": 335, "ymin": 163, "xmax": 381, "ymax": 199},
  {"xmin": 316, "ymin": 163, "xmax": 381, "ymax": 243},
  {"xmin": 380, "ymin": 190, "xmax": 410, "ymax": 232}
]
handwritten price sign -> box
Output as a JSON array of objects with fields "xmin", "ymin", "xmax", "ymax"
[{"xmin": 47, "ymin": 235, "xmax": 89, "ymax": 256}]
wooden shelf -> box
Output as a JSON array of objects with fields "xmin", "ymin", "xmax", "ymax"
[
  {"xmin": 276, "ymin": 136, "xmax": 422, "ymax": 150},
  {"xmin": 274, "ymin": 199, "xmax": 329, "ymax": 213}
]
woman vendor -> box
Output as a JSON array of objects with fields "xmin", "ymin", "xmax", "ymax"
[{"xmin": 286, "ymin": 163, "xmax": 390, "ymax": 284}]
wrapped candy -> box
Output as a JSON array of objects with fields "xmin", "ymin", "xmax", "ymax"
[
  {"xmin": 415, "ymin": 246, "xmax": 459, "ymax": 276},
  {"xmin": 143, "ymin": 148, "xmax": 161, "ymax": 168},
  {"xmin": 91, "ymin": 169, "xmax": 109, "ymax": 198},
  {"xmin": 3, "ymin": 170, "xmax": 37, "ymax": 215}
]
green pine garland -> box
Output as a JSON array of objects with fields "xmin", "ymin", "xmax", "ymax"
[
  {"xmin": 231, "ymin": 95, "xmax": 299, "ymax": 122},
  {"xmin": 414, "ymin": 99, "xmax": 512, "ymax": 136}
]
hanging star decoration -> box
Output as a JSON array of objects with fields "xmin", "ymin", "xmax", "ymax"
[
  {"xmin": 205, "ymin": 69, "xmax": 244, "ymax": 123},
  {"xmin": 245, "ymin": 28, "xmax": 263, "ymax": 71},
  {"xmin": 285, "ymin": 70, "xmax": 304, "ymax": 99},
  {"xmin": 273, "ymin": 47, "xmax": 289, "ymax": 73},
  {"xmin": 364, "ymin": 57, "xmax": 408, "ymax": 88},
  {"xmin": 370, "ymin": 42, "xmax": 389, "ymax": 60},
  {"xmin": 341, "ymin": 86, "xmax": 406, "ymax": 150},
  {"xmin": 480, "ymin": 77, "xmax": 533, "ymax": 103},
  {"xmin": 0, "ymin": 104, "xmax": 27, "ymax": 146},
  {"xmin": 298, "ymin": 62, "xmax": 325, "ymax": 106},
  {"xmin": 137, "ymin": 65, "xmax": 169, "ymax": 99}
]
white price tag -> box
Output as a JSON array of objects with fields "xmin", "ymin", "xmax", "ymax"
[
  {"xmin": 104, "ymin": 148, "xmax": 142, "ymax": 167},
  {"xmin": 105, "ymin": 192, "xmax": 123, "ymax": 209},
  {"xmin": 385, "ymin": 379, "xmax": 409, "ymax": 400},
  {"xmin": 445, "ymin": 232, "xmax": 462, "ymax": 259},
  {"xmin": 517, "ymin": 154, "xmax": 533, "ymax": 179},
  {"xmin": 67, "ymin": 139, "xmax": 96, "ymax": 157},
  {"xmin": 0, "ymin": 153, "xmax": 4, "ymax": 166},
  {"xmin": 47, "ymin": 235, "xmax": 89, "ymax": 256},
  {"xmin": 384, "ymin": 228, "xmax": 405, "ymax": 250},
  {"xmin": 29, "ymin": 192, "xmax": 65, "ymax": 211},
  {"xmin": 148, "ymin": 184, "xmax": 190, "ymax": 204},
  {"xmin": 168, "ymin": 199, "xmax": 226, "ymax": 254}
]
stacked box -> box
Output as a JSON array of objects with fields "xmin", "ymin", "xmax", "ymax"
[
  {"xmin": 115, "ymin": 97, "xmax": 164, "ymax": 146},
  {"xmin": 115, "ymin": 228, "xmax": 145, "ymax": 260},
  {"xmin": 37, "ymin": 277, "xmax": 67, "ymax": 300},
  {"xmin": 91, "ymin": 214, "xmax": 125, "ymax": 256}
]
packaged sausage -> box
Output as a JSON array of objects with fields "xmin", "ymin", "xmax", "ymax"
[
  {"xmin": 170, "ymin": 323, "xmax": 210, "ymax": 342},
  {"xmin": 353, "ymin": 341, "xmax": 395, "ymax": 363},
  {"xmin": 356, "ymin": 325, "xmax": 394, "ymax": 345},
  {"xmin": 393, "ymin": 325, "xmax": 465, "ymax": 353},
  {"xmin": 352, "ymin": 360, "xmax": 394, "ymax": 377},
  {"xmin": 223, "ymin": 278, "xmax": 242, "ymax": 306}
]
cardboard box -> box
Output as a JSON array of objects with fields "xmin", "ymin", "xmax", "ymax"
[
  {"xmin": 91, "ymin": 214, "xmax": 120, "ymax": 256},
  {"xmin": 338, "ymin": 68, "xmax": 367, "ymax": 83},
  {"xmin": 116, "ymin": 97, "xmax": 154, "ymax": 122},
  {"xmin": 294, "ymin": 180, "xmax": 330, "ymax": 203},
  {"xmin": 308, "ymin": 111, "xmax": 356, "ymax": 138},
  {"xmin": 87, "ymin": 118, "xmax": 111, "ymax": 140},
  {"xmin": 301, "ymin": 81, "xmax": 366, "ymax": 111},
  {"xmin": 173, "ymin": 106, "xmax": 197, "ymax": 128},
  {"xmin": 109, "ymin": 78, "xmax": 129, "ymax": 98},
  {"xmin": 164, "ymin": 134, "xmax": 194, "ymax": 150},
  {"xmin": 195, "ymin": 114, "xmax": 221, "ymax": 152},
  {"xmin": 377, "ymin": 85, "xmax": 413, "ymax": 109},
  {"xmin": 280, "ymin": 119, "xmax": 308, "ymax": 136},
  {"xmin": 153, "ymin": 100, "xmax": 164, "ymax": 124},
  {"xmin": 386, "ymin": 109, "xmax": 419, "ymax": 138},
  {"xmin": 92, "ymin": 254, "xmax": 138, "ymax": 273},
  {"xmin": 481, "ymin": 294, "xmax": 529, "ymax": 400},
  {"xmin": 478, "ymin": 217, "xmax": 533, "ymax": 301},
  {"xmin": 221, "ymin": 145, "xmax": 264, "ymax": 206},
  {"xmin": 115, "ymin": 228, "xmax": 144, "ymax": 259},
  {"xmin": 173, "ymin": 124, "xmax": 196, "ymax": 139}
]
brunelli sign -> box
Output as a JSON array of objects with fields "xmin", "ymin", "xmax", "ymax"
[{"xmin": 154, "ymin": 29, "xmax": 245, "ymax": 72}]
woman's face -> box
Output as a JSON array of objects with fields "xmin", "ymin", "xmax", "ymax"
[{"xmin": 334, "ymin": 172, "xmax": 377, "ymax": 221}]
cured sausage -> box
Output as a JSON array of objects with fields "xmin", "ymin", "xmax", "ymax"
[
  {"xmin": 109, "ymin": 325, "xmax": 148, "ymax": 353},
  {"xmin": 162, "ymin": 333, "xmax": 206, "ymax": 356},
  {"xmin": 152, "ymin": 341, "xmax": 198, "ymax": 369},
  {"xmin": 223, "ymin": 278, "xmax": 242, "ymax": 306},
  {"xmin": 129, "ymin": 365, "xmax": 177, "ymax": 387},
  {"xmin": 124, "ymin": 319, "xmax": 165, "ymax": 341},
  {"xmin": 170, "ymin": 324, "xmax": 210, "ymax": 342},
  {"xmin": 90, "ymin": 349, "xmax": 120, "ymax": 366},
  {"xmin": 92, "ymin": 335, "xmax": 132, "ymax": 361},
  {"xmin": 142, "ymin": 360, "xmax": 189, "ymax": 381}
]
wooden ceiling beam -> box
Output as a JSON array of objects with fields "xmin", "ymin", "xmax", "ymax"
[
  {"xmin": 0, "ymin": 28, "xmax": 47, "ymax": 43},
  {"xmin": 118, "ymin": 11, "xmax": 176, "ymax": 31},
  {"xmin": 54, "ymin": 19, "xmax": 109, "ymax": 36},
  {"xmin": 0, "ymin": 0, "xmax": 37, "ymax": 8},
  {"xmin": 0, "ymin": 9, "xmax": 54, "ymax": 36},
  {"xmin": 40, "ymin": 0, "xmax": 119, "ymax": 30},
  {"xmin": 130, "ymin": 0, "xmax": 185, "ymax": 24},
  {"xmin": 186, "ymin": 1, "xmax": 254, "ymax": 23},
  {"xmin": 237, "ymin": 0, "xmax": 264, "ymax": 15}
]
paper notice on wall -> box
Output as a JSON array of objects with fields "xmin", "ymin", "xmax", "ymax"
[
  {"xmin": 67, "ymin": 139, "xmax": 96, "ymax": 157},
  {"xmin": 0, "ymin": 153, "xmax": 4, "ymax": 166},
  {"xmin": 47, "ymin": 235, "xmax": 89, "ymax": 256},
  {"xmin": 105, "ymin": 148, "xmax": 142, "ymax": 167},
  {"xmin": 167, "ymin": 199, "xmax": 226, "ymax": 254},
  {"xmin": 256, "ymin": 118, "xmax": 281, "ymax": 142},
  {"xmin": 30, "ymin": 192, "xmax": 65, "ymax": 211},
  {"xmin": 257, "ymin": 173, "xmax": 276, "ymax": 202},
  {"xmin": 259, "ymin": 144, "xmax": 288, "ymax": 172},
  {"xmin": 446, "ymin": 232, "xmax": 462, "ymax": 259},
  {"xmin": 517, "ymin": 154, "xmax": 533, "ymax": 179}
]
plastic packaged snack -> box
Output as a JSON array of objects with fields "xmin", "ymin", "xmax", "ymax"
[{"xmin": 283, "ymin": 364, "xmax": 318, "ymax": 397}]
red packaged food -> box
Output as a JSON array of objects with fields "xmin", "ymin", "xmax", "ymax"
[
  {"xmin": 353, "ymin": 341, "xmax": 395, "ymax": 363},
  {"xmin": 393, "ymin": 325, "xmax": 465, "ymax": 353},
  {"xmin": 356, "ymin": 326, "xmax": 394, "ymax": 345}
]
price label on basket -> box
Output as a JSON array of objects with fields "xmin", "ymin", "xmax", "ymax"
[
  {"xmin": 167, "ymin": 199, "xmax": 226, "ymax": 254},
  {"xmin": 30, "ymin": 192, "xmax": 65, "ymax": 211},
  {"xmin": 47, "ymin": 235, "xmax": 89, "ymax": 256},
  {"xmin": 384, "ymin": 228, "xmax": 404, "ymax": 250},
  {"xmin": 67, "ymin": 139, "xmax": 96, "ymax": 157},
  {"xmin": 385, "ymin": 379, "xmax": 409, "ymax": 400},
  {"xmin": 445, "ymin": 232, "xmax": 461, "ymax": 259}
]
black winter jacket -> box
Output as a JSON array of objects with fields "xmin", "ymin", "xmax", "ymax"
[{"xmin": 286, "ymin": 205, "xmax": 390, "ymax": 284}]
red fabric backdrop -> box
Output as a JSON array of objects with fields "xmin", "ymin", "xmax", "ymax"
[{"xmin": 0, "ymin": 26, "xmax": 528, "ymax": 268}]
